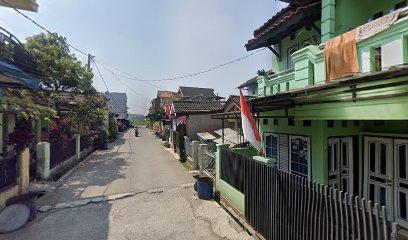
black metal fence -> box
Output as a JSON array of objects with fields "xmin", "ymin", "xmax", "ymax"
[
  {"xmin": 0, "ymin": 154, "xmax": 17, "ymax": 192},
  {"xmin": 29, "ymin": 149, "xmax": 37, "ymax": 180},
  {"xmin": 220, "ymin": 148, "xmax": 245, "ymax": 193},
  {"xmin": 221, "ymin": 149, "xmax": 396, "ymax": 240},
  {"xmin": 204, "ymin": 149, "xmax": 216, "ymax": 179},
  {"xmin": 0, "ymin": 27, "xmax": 37, "ymax": 73},
  {"xmin": 50, "ymin": 138, "xmax": 76, "ymax": 168}
]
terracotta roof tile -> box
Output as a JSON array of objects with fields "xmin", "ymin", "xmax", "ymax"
[
  {"xmin": 246, "ymin": 2, "xmax": 320, "ymax": 48},
  {"xmin": 172, "ymin": 101, "xmax": 223, "ymax": 113}
]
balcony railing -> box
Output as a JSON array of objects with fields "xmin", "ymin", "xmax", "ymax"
[
  {"xmin": 259, "ymin": 68, "xmax": 295, "ymax": 97},
  {"xmin": 0, "ymin": 26, "xmax": 37, "ymax": 74},
  {"xmin": 259, "ymin": 7, "xmax": 408, "ymax": 98}
]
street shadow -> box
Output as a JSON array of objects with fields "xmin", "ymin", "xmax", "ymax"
[
  {"xmin": 2, "ymin": 134, "xmax": 136, "ymax": 240},
  {"xmin": 2, "ymin": 201, "xmax": 114, "ymax": 240},
  {"xmin": 38, "ymin": 149, "xmax": 130, "ymax": 206}
]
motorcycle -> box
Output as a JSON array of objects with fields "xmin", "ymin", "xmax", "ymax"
[{"xmin": 134, "ymin": 127, "xmax": 139, "ymax": 137}]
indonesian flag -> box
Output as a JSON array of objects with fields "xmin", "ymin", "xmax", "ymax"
[
  {"xmin": 166, "ymin": 102, "xmax": 171, "ymax": 118},
  {"xmin": 239, "ymin": 90, "xmax": 262, "ymax": 152}
]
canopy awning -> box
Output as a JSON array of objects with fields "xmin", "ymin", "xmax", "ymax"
[
  {"xmin": 0, "ymin": 0, "xmax": 38, "ymax": 12},
  {"xmin": 197, "ymin": 132, "xmax": 217, "ymax": 141},
  {"xmin": 0, "ymin": 61, "xmax": 39, "ymax": 89},
  {"xmin": 251, "ymin": 64, "xmax": 408, "ymax": 113},
  {"xmin": 214, "ymin": 128, "xmax": 242, "ymax": 145}
]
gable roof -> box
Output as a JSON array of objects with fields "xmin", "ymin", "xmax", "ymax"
[
  {"xmin": 245, "ymin": 1, "xmax": 321, "ymax": 51},
  {"xmin": 223, "ymin": 95, "xmax": 255, "ymax": 112},
  {"xmin": 178, "ymin": 86, "xmax": 216, "ymax": 98},
  {"xmin": 157, "ymin": 91, "xmax": 181, "ymax": 99},
  {"xmin": 238, "ymin": 76, "xmax": 258, "ymax": 89},
  {"xmin": 172, "ymin": 100, "xmax": 223, "ymax": 114}
]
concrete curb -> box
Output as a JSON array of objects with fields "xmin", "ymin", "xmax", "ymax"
[
  {"xmin": 38, "ymin": 192, "xmax": 137, "ymax": 212},
  {"xmin": 51, "ymin": 149, "xmax": 96, "ymax": 189},
  {"xmin": 219, "ymin": 196, "xmax": 264, "ymax": 240}
]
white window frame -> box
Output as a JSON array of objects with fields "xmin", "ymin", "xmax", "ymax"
[
  {"xmin": 363, "ymin": 136, "xmax": 394, "ymax": 221},
  {"xmin": 289, "ymin": 135, "xmax": 311, "ymax": 180},
  {"xmin": 264, "ymin": 133, "xmax": 279, "ymax": 160},
  {"xmin": 395, "ymin": 139, "xmax": 408, "ymax": 229}
]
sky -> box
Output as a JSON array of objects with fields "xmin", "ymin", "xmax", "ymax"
[{"xmin": 0, "ymin": 0, "xmax": 287, "ymax": 114}]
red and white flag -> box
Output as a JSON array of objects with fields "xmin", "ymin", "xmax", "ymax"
[
  {"xmin": 239, "ymin": 90, "xmax": 262, "ymax": 152},
  {"xmin": 166, "ymin": 102, "xmax": 171, "ymax": 118}
]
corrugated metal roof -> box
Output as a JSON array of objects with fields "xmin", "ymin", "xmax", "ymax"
[{"xmin": 197, "ymin": 132, "xmax": 218, "ymax": 141}]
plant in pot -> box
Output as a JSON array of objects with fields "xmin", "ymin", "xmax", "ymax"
[
  {"xmin": 94, "ymin": 129, "xmax": 109, "ymax": 150},
  {"xmin": 8, "ymin": 118, "xmax": 35, "ymax": 152}
]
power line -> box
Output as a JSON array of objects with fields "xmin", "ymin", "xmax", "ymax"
[
  {"xmin": 0, "ymin": 0, "xmax": 88, "ymax": 56},
  {"xmin": 91, "ymin": 59, "xmax": 109, "ymax": 92},
  {"xmin": 92, "ymin": 60, "xmax": 149, "ymax": 111},
  {"xmin": 3, "ymin": 0, "xmax": 267, "ymax": 83},
  {"xmin": 96, "ymin": 60, "xmax": 163, "ymax": 92},
  {"xmin": 120, "ymin": 48, "xmax": 267, "ymax": 82}
]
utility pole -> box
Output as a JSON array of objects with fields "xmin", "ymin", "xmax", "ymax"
[{"xmin": 87, "ymin": 54, "xmax": 93, "ymax": 71}]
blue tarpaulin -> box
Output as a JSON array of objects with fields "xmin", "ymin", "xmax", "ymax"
[{"xmin": 0, "ymin": 60, "xmax": 39, "ymax": 89}]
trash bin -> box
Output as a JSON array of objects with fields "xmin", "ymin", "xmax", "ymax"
[{"xmin": 197, "ymin": 177, "xmax": 213, "ymax": 200}]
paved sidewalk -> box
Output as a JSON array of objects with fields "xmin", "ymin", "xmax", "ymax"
[{"xmin": 2, "ymin": 127, "xmax": 252, "ymax": 240}]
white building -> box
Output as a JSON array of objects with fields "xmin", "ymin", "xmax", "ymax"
[{"xmin": 106, "ymin": 92, "xmax": 128, "ymax": 120}]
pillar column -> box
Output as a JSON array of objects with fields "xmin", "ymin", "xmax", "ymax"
[
  {"xmin": 321, "ymin": 0, "xmax": 336, "ymax": 42},
  {"xmin": 76, "ymin": 134, "xmax": 81, "ymax": 159},
  {"xmin": 17, "ymin": 148, "xmax": 30, "ymax": 193},
  {"xmin": 36, "ymin": 142, "xmax": 50, "ymax": 180}
]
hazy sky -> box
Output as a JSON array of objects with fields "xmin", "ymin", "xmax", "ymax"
[{"xmin": 0, "ymin": 0, "xmax": 287, "ymax": 114}]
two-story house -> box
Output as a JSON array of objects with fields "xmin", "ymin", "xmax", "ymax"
[{"xmin": 245, "ymin": 0, "xmax": 408, "ymax": 229}]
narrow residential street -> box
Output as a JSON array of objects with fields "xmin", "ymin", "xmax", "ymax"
[{"xmin": 3, "ymin": 127, "xmax": 251, "ymax": 240}]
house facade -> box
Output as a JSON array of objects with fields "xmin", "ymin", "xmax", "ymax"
[
  {"xmin": 178, "ymin": 86, "xmax": 223, "ymax": 101},
  {"xmin": 170, "ymin": 101, "xmax": 224, "ymax": 160},
  {"xmin": 0, "ymin": 26, "xmax": 43, "ymax": 206},
  {"xmin": 153, "ymin": 91, "xmax": 181, "ymax": 111},
  {"xmin": 245, "ymin": 0, "xmax": 408, "ymax": 229},
  {"xmin": 238, "ymin": 77, "xmax": 258, "ymax": 96}
]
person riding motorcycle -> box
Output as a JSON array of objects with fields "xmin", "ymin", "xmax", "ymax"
[{"xmin": 134, "ymin": 126, "xmax": 139, "ymax": 137}]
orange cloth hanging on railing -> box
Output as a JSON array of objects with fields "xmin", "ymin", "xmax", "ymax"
[{"xmin": 324, "ymin": 29, "xmax": 359, "ymax": 81}]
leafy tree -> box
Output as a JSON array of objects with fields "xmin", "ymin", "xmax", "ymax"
[
  {"xmin": 24, "ymin": 33, "xmax": 95, "ymax": 95},
  {"xmin": 146, "ymin": 107, "xmax": 165, "ymax": 122},
  {"xmin": 67, "ymin": 95, "xmax": 107, "ymax": 135}
]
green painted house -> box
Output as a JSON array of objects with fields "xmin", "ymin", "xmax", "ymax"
[{"xmin": 245, "ymin": 0, "xmax": 408, "ymax": 229}]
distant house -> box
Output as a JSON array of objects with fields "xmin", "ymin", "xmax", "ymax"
[
  {"xmin": 170, "ymin": 100, "xmax": 224, "ymax": 159},
  {"xmin": 106, "ymin": 92, "xmax": 128, "ymax": 131},
  {"xmin": 178, "ymin": 86, "xmax": 223, "ymax": 101},
  {"xmin": 106, "ymin": 92, "xmax": 128, "ymax": 120},
  {"xmin": 237, "ymin": 77, "xmax": 258, "ymax": 96},
  {"xmin": 210, "ymin": 95, "xmax": 254, "ymax": 145},
  {"xmin": 152, "ymin": 91, "xmax": 181, "ymax": 111}
]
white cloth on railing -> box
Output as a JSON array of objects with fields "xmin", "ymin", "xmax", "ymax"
[{"xmin": 356, "ymin": 9, "xmax": 401, "ymax": 42}]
